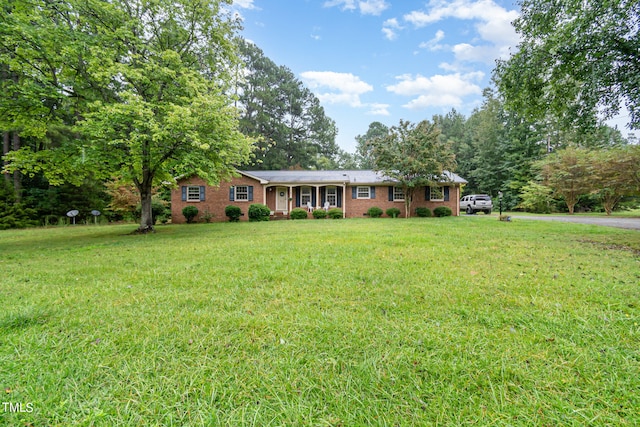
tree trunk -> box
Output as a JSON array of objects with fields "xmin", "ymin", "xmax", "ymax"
[
  {"xmin": 135, "ymin": 139, "xmax": 155, "ymax": 233},
  {"xmin": 603, "ymin": 194, "xmax": 620, "ymax": 216},
  {"xmin": 2, "ymin": 132, "xmax": 9, "ymax": 185},
  {"xmin": 139, "ymin": 187, "xmax": 154, "ymax": 232},
  {"xmin": 135, "ymin": 167, "xmax": 155, "ymax": 233},
  {"xmin": 404, "ymin": 187, "xmax": 413, "ymax": 218},
  {"xmin": 12, "ymin": 132, "xmax": 21, "ymax": 202}
]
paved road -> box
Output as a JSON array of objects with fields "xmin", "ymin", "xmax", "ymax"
[{"xmin": 514, "ymin": 215, "xmax": 640, "ymax": 230}]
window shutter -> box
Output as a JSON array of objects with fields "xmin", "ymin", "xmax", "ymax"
[
  {"xmin": 248, "ymin": 186, "xmax": 254, "ymax": 201},
  {"xmin": 425, "ymin": 186, "xmax": 431, "ymax": 201},
  {"xmin": 352, "ymin": 187, "xmax": 357, "ymax": 199},
  {"xmin": 337, "ymin": 187, "xmax": 342, "ymax": 207},
  {"xmin": 229, "ymin": 187, "xmax": 235, "ymax": 201},
  {"xmin": 181, "ymin": 186, "xmax": 187, "ymax": 202},
  {"xmin": 444, "ymin": 186, "xmax": 450, "ymax": 201},
  {"xmin": 388, "ymin": 186, "xmax": 394, "ymax": 201},
  {"xmin": 370, "ymin": 186, "xmax": 376, "ymax": 199},
  {"xmin": 295, "ymin": 187, "xmax": 301, "ymax": 207},
  {"xmin": 312, "ymin": 190, "xmax": 317, "ymax": 207},
  {"xmin": 199, "ymin": 186, "xmax": 206, "ymax": 201}
]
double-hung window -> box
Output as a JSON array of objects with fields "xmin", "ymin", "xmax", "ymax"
[
  {"xmin": 393, "ymin": 186, "xmax": 405, "ymax": 201},
  {"xmin": 301, "ymin": 187, "xmax": 312, "ymax": 206},
  {"xmin": 235, "ymin": 185, "xmax": 249, "ymax": 201},
  {"xmin": 186, "ymin": 186, "xmax": 202, "ymax": 202},
  {"xmin": 430, "ymin": 186, "xmax": 444, "ymax": 201},
  {"xmin": 326, "ymin": 187, "xmax": 337, "ymax": 206},
  {"xmin": 357, "ymin": 186, "xmax": 370, "ymax": 199}
]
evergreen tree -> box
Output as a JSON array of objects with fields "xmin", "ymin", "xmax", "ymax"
[{"xmin": 236, "ymin": 40, "xmax": 338, "ymax": 170}]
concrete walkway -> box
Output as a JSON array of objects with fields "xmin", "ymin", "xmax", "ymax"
[{"xmin": 514, "ymin": 215, "xmax": 640, "ymax": 231}]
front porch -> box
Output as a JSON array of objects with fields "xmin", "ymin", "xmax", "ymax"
[{"xmin": 263, "ymin": 184, "xmax": 345, "ymax": 217}]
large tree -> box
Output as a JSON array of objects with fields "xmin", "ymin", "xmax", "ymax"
[
  {"xmin": 1, "ymin": 0, "xmax": 252, "ymax": 232},
  {"xmin": 371, "ymin": 119, "xmax": 456, "ymax": 218},
  {"xmin": 354, "ymin": 121, "xmax": 389, "ymax": 169},
  {"xmin": 236, "ymin": 40, "xmax": 338, "ymax": 170},
  {"xmin": 495, "ymin": 0, "xmax": 640, "ymax": 130},
  {"xmin": 534, "ymin": 147, "xmax": 595, "ymax": 214}
]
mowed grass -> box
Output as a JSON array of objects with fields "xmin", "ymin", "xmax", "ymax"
[{"xmin": 1, "ymin": 217, "xmax": 639, "ymax": 426}]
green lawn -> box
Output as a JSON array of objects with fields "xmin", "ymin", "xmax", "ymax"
[{"xmin": 1, "ymin": 218, "xmax": 639, "ymax": 426}]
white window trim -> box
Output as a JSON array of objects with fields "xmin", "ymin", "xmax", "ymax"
[
  {"xmin": 301, "ymin": 186, "xmax": 312, "ymax": 205},
  {"xmin": 186, "ymin": 186, "xmax": 201, "ymax": 202},
  {"xmin": 326, "ymin": 186, "xmax": 337, "ymax": 207},
  {"xmin": 430, "ymin": 186, "xmax": 444, "ymax": 201},
  {"xmin": 357, "ymin": 186, "xmax": 371, "ymax": 199},
  {"xmin": 235, "ymin": 185, "xmax": 249, "ymax": 201},
  {"xmin": 393, "ymin": 186, "xmax": 405, "ymax": 202}
]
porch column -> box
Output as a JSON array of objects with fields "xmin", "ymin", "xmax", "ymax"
[
  {"xmin": 342, "ymin": 183, "xmax": 346, "ymax": 218},
  {"xmin": 263, "ymin": 185, "xmax": 267, "ymax": 206},
  {"xmin": 316, "ymin": 186, "xmax": 320, "ymax": 210},
  {"xmin": 288, "ymin": 186, "xmax": 293, "ymax": 214}
]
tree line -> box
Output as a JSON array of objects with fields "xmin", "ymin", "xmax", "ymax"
[
  {"xmin": 354, "ymin": 99, "xmax": 639, "ymax": 215},
  {"xmin": 1, "ymin": 0, "xmax": 639, "ymax": 229}
]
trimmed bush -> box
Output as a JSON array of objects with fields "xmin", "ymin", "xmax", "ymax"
[
  {"xmin": 182, "ymin": 205, "xmax": 199, "ymax": 223},
  {"xmin": 248, "ymin": 203, "xmax": 270, "ymax": 222},
  {"xmin": 312, "ymin": 209, "xmax": 327, "ymax": 219},
  {"xmin": 327, "ymin": 208, "xmax": 343, "ymax": 219},
  {"xmin": 367, "ymin": 206, "xmax": 383, "ymax": 218},
  {"xmin": 290, "ymin": 208, "xmax": 309, "ymax": 220},
  {"xmin": 433, "ymin": 206, "xmax": 452, "ymax": 217},
  {"xmin": 386, "ymin": 207, "xmax": 401, "ymax": 218},
  {"xmin": 225, "ymin": 205, "xmax": 242, "ymax": 222},
  {"xmin": 415, "ymin": 207, "xmax": 432, "ymax": 217}
]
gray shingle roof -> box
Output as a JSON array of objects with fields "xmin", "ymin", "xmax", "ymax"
[{"xmin": 241, "ymin": 170, "xmax": 467, "ymax": 185}]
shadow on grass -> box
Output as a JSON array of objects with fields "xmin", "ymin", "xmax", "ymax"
[{"xmin": 0, "ymin": 309, "xmax": 49, "ymax": 331}]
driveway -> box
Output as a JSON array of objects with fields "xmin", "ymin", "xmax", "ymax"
[{"xmin": 514, "ymin": 215, "xmax": 640, "ymax": 231}]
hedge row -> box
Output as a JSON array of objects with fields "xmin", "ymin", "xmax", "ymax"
[{"xmin": 183, "ymin": 205, "xmax": 452, "ymax": 222}]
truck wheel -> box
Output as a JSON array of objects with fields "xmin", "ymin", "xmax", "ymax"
[{"xmin": 466, "ymin": 206, "xmax": 474, "ymax": 215}]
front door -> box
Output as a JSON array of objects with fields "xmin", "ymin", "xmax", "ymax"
[{"xmin": 276, "ymin": 187, "xmax": 288, "ymax": 212}]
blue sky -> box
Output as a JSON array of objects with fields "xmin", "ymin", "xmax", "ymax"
[{"xmin": 229, "ymin": 0, "xmax": 518, "ymax": 153}]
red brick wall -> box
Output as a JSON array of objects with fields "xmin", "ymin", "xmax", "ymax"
[
  {"xmin": 343, "ymin": 185, "xmax": 461, "ymax": 218},
  {"xmin": 171, "ymin": 177, "xmax": 461, "ymax": 223},
  {"xmin": 171, "ymin": 176, "xmax": 264, "ymax": 223}
]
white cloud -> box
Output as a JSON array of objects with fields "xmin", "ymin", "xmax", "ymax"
[
  {"xmin": 386, "ymin": 72, "xmax": 484, "ymax": 109},
  {"xmin": 300, "ymin": 71, "xmax": 373, "ymax": 108},
  {"xmin": 384, "ymin": 18, "xmax": 402, "ymax": 29},
  {"xmin": 359, "ymin": 0, "xmax": 389, "ymax": 15},
  {"xmin": 452, "ymin": 43, "xmax": 506, "ymax": 64},
  {"xmin": 438, "ymin": 62, "xmax": 461, "ymax": 72},
  {"xmin": 382, "ymin": 18, "xmax": 403, "ymax": 40},
  {"xmin": 404, "ymin": 10, "xmax": 440, "ymax": 27},
  {"xmin": 324, "ymin": 0, "xmax": 357, "ymax": 11},
  {"xmin": 403, "ymin": 0, "xmax": 519, "ymax": 62},
  {"xmin": 419, "ymin": 30, "xmax": 445, "ymax": 51},
  {"xmin": 367, "ymin": 103, "xmax": 391, "ymax": 116},
  {"xmin": 324, "ymin": 0, "xmax": 389, "ymax": 15},
  {"xmin": 382, "ymin": 27, "xmax": 397, "ymax": 40},
  {"xmin": 233, "ymin": 0, "xmax": 257, "ymax": 9}
]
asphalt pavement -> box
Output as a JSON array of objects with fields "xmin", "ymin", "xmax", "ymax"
[{"xmin": 504, "ymin": 215, "xmax": 640, "ymax": 231}]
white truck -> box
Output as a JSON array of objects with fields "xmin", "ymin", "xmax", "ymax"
[{"xmin": 460, "ymin": 194, "xmax": 493, "ymax": 214}]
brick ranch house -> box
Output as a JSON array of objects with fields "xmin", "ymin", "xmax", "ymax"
[{"xmin": 171, "ymin": 170, "xmax": 467, "ymax": 223}]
